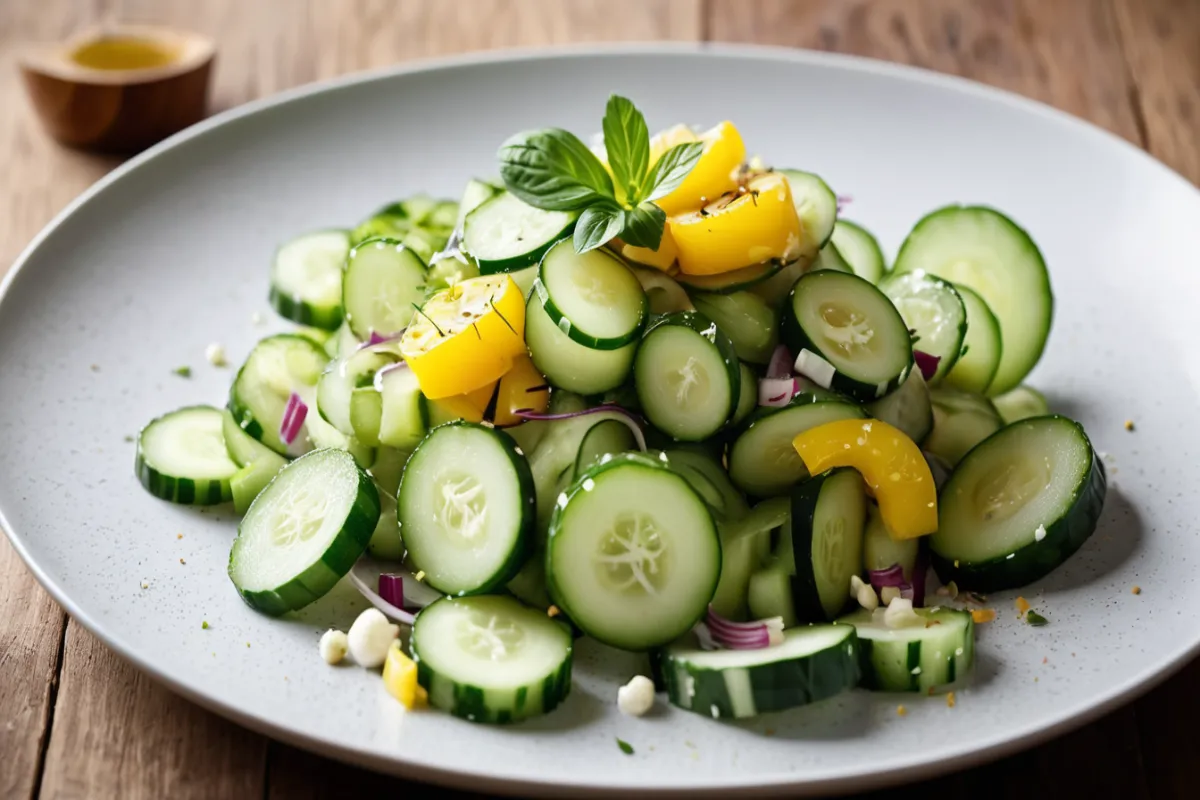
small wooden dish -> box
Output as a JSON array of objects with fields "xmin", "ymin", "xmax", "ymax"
[{"xmin": 18, "ymin": 24, "xmax": 215, "ymax": 154}]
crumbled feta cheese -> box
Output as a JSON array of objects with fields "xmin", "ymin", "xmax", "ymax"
[
  {"xmin": 880, "ymin": 586, "xmax": 901, "ymax": 605},
  {"xmin": 856, "ymin": 582, "xmax": 879, "ymax": 611},
  {"xmin": 319, "ymin": 629, "xmax": 349, "ymax": 665},
  {"xmin": 883, "ymin": 597, "xmax": 924, "ymax": 629},
  {"xmin": 347, "ymin": 608, "xmax": 399, "ymax": 668},
  {"xmin": 251, "ymin": 312, "xmax": 264, "ymax": 325},
  {"xmin": 794, "ymin": 349, "xmax": 835, "ymax": 389},
  {"xmin": 850, "ymin": 574, "xmax": 865, "ymax": 595},
  {"xmin": 205, "ymin": 342, "xmax": 228, "ymax": 367},
  {"xmin": 1034, "ymin": 524, "xmax": 1047, "ymax": 542},
  {"xmin": 617, "ymin": 675, "xmax": 656, "ymax": 717}
]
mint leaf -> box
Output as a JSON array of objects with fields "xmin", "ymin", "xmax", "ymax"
[
  {"xmin": 644, "ymin": 141, "xmax": 705, "ymax": 202},
  {"xmin": 1026, "ymin": 610, "xmax": 1049, "ymax": 627},
  {"xmin": 573, "ymin": 202, "xmax": 625, "ymax": 253},
  {"xmin": 498, "ymin": 129, "xmax": 614, "ymax": 211},
  {"xmin": 616, "ymin": 737, "xmax": 634, "ymax": 755},
  {"xmin": 601, "ymin": 95, "xmax": 650, "ymax": 206},
  {"xmin": 620, "ymin": 202, "xmax": 667, "ymax": 251}
]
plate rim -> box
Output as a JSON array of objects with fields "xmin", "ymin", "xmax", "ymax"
[{"xmin": 2, "ymin": 41, "xmax": 1198, "ymax": 797}]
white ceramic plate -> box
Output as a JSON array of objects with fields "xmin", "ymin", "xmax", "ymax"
[{"xmin": 3, "ymin": 45, "xmax": 1199, "ymax": 797}]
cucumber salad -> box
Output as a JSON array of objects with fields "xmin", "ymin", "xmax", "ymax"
[{"xmin": 135, "ymin": 96, "xmax": 1106, "ymax": 725}]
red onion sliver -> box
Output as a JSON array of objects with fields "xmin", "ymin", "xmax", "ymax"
[
  {"xmin": 378, "ymin": 574, "xmax": 405, "ymax": 608},
  {"xmin": 766, "ymin": 344, "xmax": 794, "ymax": 379},
  {"xmin": 279, "ymin": 392, "xmax": 308, "ymax": 445},
  {"xmin": 515, "ymin": 406, "xmax": 647, "ymax": 452},
  {"xmin": 836, "ymin": 195, "xmax": 853, "ymax": 213},
  {"xmin": 914, "ymin": 350, "xmax": 941, "ymax": 381},
  {"xmin": 758, "ymin": 377, "xmax": 795, "ymax": 408},
  {"xmin": 366, "ymin": 331, "xmax": 389, "ymax": 346},
  {"xmin": 347, "ymin": 569, "xmax": 415, "ymax": 626},
  {"xmin": 868, "ymin": 563, "xmax": 908, "ymax": 589},
  {"xmin": 372, "ymin": 360, "xmax": 410, "ymax": 392},
  {"xmin": 705, "ymin": 605, "xmax": 785, "ymax": 649}
]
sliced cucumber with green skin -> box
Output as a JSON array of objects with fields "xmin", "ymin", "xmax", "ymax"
[
  {"xmin": 535, "ymin": 240, "xmax": 647, "ymax": 350},
  {"xmin": 866, "ymin": 368, "xmax": 933, "ymax": 443},
  {"xmin": 664, "ymin": 447, "xmax": 750, "ymax": 524},
  {"xmin": 366, "ymin": 491, "xmax": 403, "ymax": 561},
  {"xmin": 839, "ymin": 607, "xmax": 974, "ymax": 692},
  {"xmin": 546, "ymin": 452, "xmax": 721, "ymax": 651},
  {"xmin": 880, "ymin": 271, "xmax": 966, "ymax": 384},
  {"xmin": 328, "ymin": 322, "xmax": 361, "ymax": 359},
  {"xmin": 229, "ymin": 448, "xmax": 380, "ymax": 615},
  {"xmin": 945, "ymin": 285, "xmax": 1003, "ymax": 395},
  {"xmin": 398, "ymin": 422, "xmax": 534, "ymax": 596},
  {"xmin": 732, "ymin": 362, "xmax": 758, "ymax": 427},
  {"xmin": 863, "ymin": 502, "xmax": 919, "ymax": 579},
  {"xmin": 710, "ymin": 526, "xmax": 770, "ymax": 620},
  {"xmin": 367, "ymin": 445, "xmax": 409, "ymax": 498},
  {"xmin": 412, "ymin": 595, "xmax": 572, "ymax": 724},
  {"xmin": 455, "ymin": 178, "xmax": 502, "ymax": 232},
  {"xmin": 136, "ymin": 406, "xmax": 239, "ymax": 505},
  {"xmin": 675, "ymin": 259, "xmax": 785, "ymax": 294},
  {"xmin": 894, "ymin": 206, "xmax": 1052, "ymax": 396},
  {"xmin": 506, "ymin": 553, "xmax": 554, "ymax": 611},
  {"xmin": 924, "ymin": 386, "xmax": 1005, "ymax": 466},
  {"xmin": 811, "ymin": 242, "xmax": 854, "ymax": 274},
  {"xmin": 349, "ymin": 387, "xmax": 383, "ymax": 446},
  {"xmin": 302, "ymin": 390, "xmax": 375, "ymax": 469},
  {"xmin": 342, "ymin": 237, "xmax": 428, "ymax": 339},
  {"xmin": 629, "ymin": 264, "xmax": 693, "ymax": 314},
  {"xmin": 660, "ymin": 623, "xmax": 859, "ymax": 719},
  {"xmin": 747, "ymin": 563, "xmax": 798, "ymax": 627},
  {"xmin": 779, "ymin": 169, "xmax": 837, "ymax": 250},
  {"xmin": 462, "ymin": 192, "xmax": 577, "ymax": 274},
  {"xmin": 268, "ymin": 230, "xmax": 349, "ymax": 330},
  {"xmin": 572, "ymin": 419, "xmax": 636, "ymax": 480},
  {"xmin": 228, "ymin": 334, "xmax": 329, "ymax": 457},
  {"xmin": 992, "ymin": 385, "xmax": 1050, "ymax": 425},
  {"xmin": 728, "ymin": 397, "xmax": 865, "ymax": 497},
  {"xmin": 525, "ymin": 291, "xmax": 636, "ymax": 395},
  {"xmin": 425, "ymin": 253, "xmax": 481, "ymax": 296},
  {"xmin": 634, "ymin": 311, "xmax": 740, "ymax": 442},
  {"xmin": 783, "ymin": 270, "xmax": 914, "ymax": 402},
  {"xmin": 316, "ymin": 347, "xmax": 394, "ymax": 437},
  {"xmin": 231, "ymin": 457, "xmax": 284, "ymax": 515},
  {"xmin": 221, "ymin": 408, "xmax": 285, "ymax": 469},
  {"xmin": 932, "ymin": 415, "xmax": 1106, "ymax": 592},
  {"xmin": 790, "ymin": 468, "xmax": 867, "ymax": 621},
  {"xmin": 830, "ymin": 220, "xmax": 885, "ymax": 284},
  {"xmin": 376, "ymin": 365, "xmax": 428, "ymax": 450},
  {"xmin": 689, "ymin": 291, "xmax": 779, "ymax": 364},
  {"xmin": 748, "ymin": 255, "xmax": 814, "ymax": 309}
]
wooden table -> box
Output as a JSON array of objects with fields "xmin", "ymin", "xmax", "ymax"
[{"xmin": 1, "ymin": 1, "xmax": 1196, "ymax": 797}]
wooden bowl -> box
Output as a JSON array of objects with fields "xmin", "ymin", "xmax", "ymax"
[{"xmin": 18, "ymin": 25, "xmax": 215, "ymax": 154}]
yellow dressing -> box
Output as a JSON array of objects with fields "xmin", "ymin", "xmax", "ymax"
[{"xmin": 71, "ymin": 36, "xmax": 178, "ymax": 71}]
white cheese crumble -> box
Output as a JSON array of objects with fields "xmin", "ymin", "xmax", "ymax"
[
  {"xmin": 347, "ymin": 608, "xmax": 399, "ymax": 668},
  {"xmin": 883, "ymin": 597, "xmax": 925, "ymax": 629},
  {"xmin": 319, "ymin": 629, "xmax": 348, "ymax": 665},
  {"xmin": 880, "ymin": 586, "xmax": 901, "ymax": 605},
  {"xmin": 794, "ymin": 348, "xmax": 835, "ymax": 389},
  {"xmin": 205, "ymin": 342, "xmax": 228, "ymax": 367},
  {"xmin": 856, "ymin": 582, "xmax": 879, "ymax": 611},
  {"xmin": 850, "ymin": 575, "xmax": 865, "ymax": 595},
  {"xmin": 617, "ymin": 675, "xmax": 656, "ymax": 717},
  {"xmin": 1034, "ymin": 524, "xmax": 1047, "ymax": 542}
]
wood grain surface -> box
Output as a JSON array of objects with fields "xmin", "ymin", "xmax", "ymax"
[{"xmin": 0, "ymin": 1, "xmax": 1196, "ymax": 797}]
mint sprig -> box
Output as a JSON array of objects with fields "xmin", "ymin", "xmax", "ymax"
[{"xmin": 498, "ymin": 95, "xmax": 703, "ymax": 253}]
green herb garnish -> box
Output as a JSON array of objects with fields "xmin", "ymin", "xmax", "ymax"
[
  {"xmin": 201, "ymin": 620, "xmax": 210, "ymax": 630},
  {"xmin": 616, "ymin": 737, "xmax": 634, "ymax": 755},
  {"xmin": 1026, "ymin": 610, "xmax": 1049, "ymax": 627},
  {"xmin": 498, "ymin": 95, "xmax": 704, "ymax": 254},
  {"xmin": 172, "ymin": 365, "xmax": 192, "ymax": 378}
]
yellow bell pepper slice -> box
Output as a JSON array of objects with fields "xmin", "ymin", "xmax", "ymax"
[
  {"xmin": 400, "ymin": 274, "xmax": 525, "ymax": 399},
  {"xmin": 382, "ymin": 642, "xmax": 426, "ymax": 709},
  {"xmin": 655, "ymin": 121, "xmax": 746, "ymax": 216},
  {"xmin": 427, "ymin": 379, "xmax": 497, "ymax": 424},
  {"xmin": 670, "ymin": 171, "xmax": 803, "ymax": 276},
  {"xmin": 491, "ymin": 353, "xmax": 550, "ymax": 428},
  {"xmin": 792, "ymin": 418, "xmax": 937, "ymax": 539},
  {"xmin": 620, "ymin": 225, "xmax": 678, "ymax": 272}
]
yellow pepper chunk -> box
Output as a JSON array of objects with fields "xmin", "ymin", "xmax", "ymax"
[
  {"xmin": 400, "ymin": 274, "xmax": 525, "ymax": 399},
  {"xmin": 620, "ymin": 226, "xmax": 678, "ymax": 272},
  {"xmin": 670, "ymin": 171, "xmax": 802, "ymax": 276},
  {"xmin": 492, "ymin": 353, "xmax": 550, "ymax": 428},
  {"xmin": 792, "ymin": 418, "xmax": 938, "ymax": 539},
  {"xmin": 654, "ymin": 121, "xmax": 745, "ymax": 216},
  {"xmin": 382, "ymin": 642, "xmax": 425, "ymax": 709},
  {"xmin": 427, "ymin": 379, "xmax": 497, "ymax": 424}
]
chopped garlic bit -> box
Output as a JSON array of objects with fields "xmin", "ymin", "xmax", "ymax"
[
  {"xmin": 319, "ymin": 629, "xmax": 349, "ymax": 665},
  {"xmin": 880, "ymin": 586, "xmax": 901, "ymax": 605},
  {"xmin": 883, "ymin": 597, "xmax": 924, "ymax": 629},
  {"xmin": 1034, "ymin": 524, "xmax": 1047, "ymax": 542},
  {"xmin": 205, "ymin": 342, "xmax": 228, "ymax": 367},
  {"xmin": 617, "ymin": 675, "xmax": 656, "ymax": 717},
  {"xmin": 856, "ymin": 582, "xmax": 879, "ymax": 611},
  {"xmin": 347, "ymin": 608, "xmax": 399, "ymax": 668},
  {"xmin": 850, "ymin": 574, "xmax": 865, "ymax": 595}
]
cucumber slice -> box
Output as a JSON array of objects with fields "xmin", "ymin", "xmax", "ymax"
[
  {"xmin": 689, "ymin": 291, "xmax": 780, "ymax": 364},
  {"xmin": 992, "ymin": 385, "xmax": 1050, "ymax": 425},
  {"xmin": 748, "ymin": 255, "xmax": 812, "ymax": 309},
  {"xmin": 136, "ymin": 406, "xmax": 239, "ymax": 505},
  {"xmin": 367, "ymin": 445, "xmax": 408, "ymax": 498},
  {"xmin": 732, "ymin": 362, "xmax": 757, "ymax": 427},
  {"xmin": 778, "ymin": 169, "xmax": 837, "ymax": 249},
  {"xmin": 268, "ymin": 230, "xmax": 349, "ymax": 330},
  {"xmin": 301, "ymin": 389, "xmax": 375, "ymax": 469},
  {"xmin": 398, "ymin": 422, "xmax": 535, "ymax": 596},
  {"xmin": 535, "ymin": 240, "xmax": 647, "ymax": 350},
  {"xmin": 462, "ymin": 192, "xmax": 577, "ymax": 274},
  {"xmin": 525, "ymin": 291, "xmax": 636, "ymax": 395},
  {"xmin": 425, "ymin": 253, "xmax": 481, "ymax": 295},
  {"xmin": 747, "ymin": 563, "xmax": 798, "ymax": 627},
  {"xmin": 710, "ymin": 524, "xmax": 770, "ymax": 620},
  {"xmin": 674, "ymin": 259, "xmax": 784, "ymax": 294},
  {"xmin": 894, "ymin": 206, "xmax": 1052, "ymax": 395},
  {"xmin": 862, "ymin": 502, "xmax": 919, "ymax": 578},
  {"xmin": 506, "ymin": 553, "xmax": 554, "ymax": 611},
  {"xmin": 728, "ymin": 397, "xmax": 865, "ymax": 497},
  {"xmin": 228, "ymin": 334, "xmax": 329, "ymax": 457},
  {"xmin": 376, "ymin": 365, "xmax": 428, "ymax": 450},
  {"xmin": 572, "ymin": 419, "xmax": 636, "ymax": 480},
  {"xmin": 783, "ymin": 270, "xmax": 914, "ymax": 402},
  {"xmin": 790, "ymin": 468, "xmax": 867, "ymax": 621},
  {"xmin": 342, "ymin": 237, "xmax": 428, "ymax": 339},
  {"xmin": 663, "ymin": 447, "xmax": 750, "ymax": 524},
  {"xmin": 231, "ymin": 457, "xmax": 285, "ymax": 515},
  {"xmin": 634, "ymin": 311, "xmax": 741, "ymax": 442},
  {"xmin": 880, "ymin": 271, "xmax": 966, "ymax": 384},
  {"xmin": 659, "ymin": 623, "xmax": 859, "ymax": 719},
  {"xmin": 866, "ymin": 368, "xmax": 933, "ymax": 443},
  {"xmin": 455, "ymin": 178, "xmax": 501, "ymax": 232},
  {"xmin": 811, "ymin": 242, "xmax": 854, "ymax": 274},
  {"xmin": 830, "ymin": 220, "xmax": 885, "ymax": 284},
  {"xmin": 945, "ymin": 285, "xmax": 1003, "ymax": 394},
  {"xmin": 366, "ymin": 491, "xmax": 403, "ymax": 561},
  {"xmin": 546, "ymin": 452, "xmax": 721, "ymax": 651},
  {"xmin": 412, "ymin": 595, "xmax": 572, "ymax": 724},
  {"xmin": 221, "ymin": 408, "xmax": 284, "ymax": 469},
  {"xmin": 228, "ymin": 448, "xmax": 380, "ymax": 615},
  {"xmin": 932, "ymin": 415, "xmax": 1106, "ymax": 591},
  {"xmin": 839, "ymin": 607, "xmax": 974, "ymax": 692},
  {"xmin": 629, "ymin": 264, "xmax": 693, "ymax": 314},
  {"xmin": 923, "ymin": 385, "xmax": 1005, "ymax": 466},
  {"xmin": 349, "ymin": 387, "xmax": 383, "ymax": 446},
  {"xmin": 316, "ymin": 347, "xmax": 394, "ymax": 437}
]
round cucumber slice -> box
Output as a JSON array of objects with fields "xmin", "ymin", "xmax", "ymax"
[
  {"xmin": 536, "ymin": 240, "xmax": 647, "ymax": 350},
  {"xmin": 830, "ymin": 220, "xmax": 886, "ymax": 284},
  {"xmin": 136, "ymin": 406, "xmax": 239, "ymax": 505},
  {"xmin": 268, "ymin": 229, "xmax": 349, "ymax": 331},
  {"xmin": 880, "ymin": 270, "xmax": 966, "ymax": 384},
  {"xmin": 342, "ymin": 237, "xmax": 428, "ymax": 340},
  {"xmin": 944, "ymin": 285, "xmax": 1003, "ymax": 395},
  {"xmin": 790, "ymin": 467, "xmax": 868, "ymax": 621},
  {"xmin": 228, "ymin": 334, "xmax": 329, "ymax": 457}
]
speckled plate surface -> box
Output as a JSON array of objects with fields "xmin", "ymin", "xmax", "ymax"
[{"xmin": 3, "ymin": 45, "xmax": 1199, "ymax": 797}]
